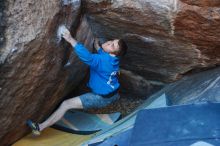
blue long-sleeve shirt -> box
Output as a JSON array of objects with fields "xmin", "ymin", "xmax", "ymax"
[{"xmin": 74, "ymin": 43, "xmax": 120, "ymax": 95}]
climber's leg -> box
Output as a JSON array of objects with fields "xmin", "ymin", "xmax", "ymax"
[
  {"xmin": 39, "ymin": 96, "xmax": 83, "ymax": 131},
  {"xmin": 27, "ymin": 96, "xmax": 83, "ymax": 135}
]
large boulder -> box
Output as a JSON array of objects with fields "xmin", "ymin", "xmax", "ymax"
[
  {"xmin": 0, "ymin": 0, "xmax": 94, "ymax": 145},
  {"xmin": 83, "ymin": 0, "xmax": 220, "ymax": 82}
]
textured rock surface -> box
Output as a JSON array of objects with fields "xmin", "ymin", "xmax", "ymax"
[
  {"xmin": 0, "ymin": 0, "xmax": 94, "ymax": 145},
  {"xmin": 153, "ymin": 66, "xmax": 220, "ymax": 105},
  {"xmin": 0, "ymin": 0, "xmax": 6, "ymax": 48},
  {"xmin": 83, "ymin": 0, "xmax": 220, "ymax": 82},
  {"xmin": 180, "ymin": 0, "xmax": 220, "ymax": 7},
  {"xmin": 119, "ymin": 69, "xmax": 164, "ymax": 97}
]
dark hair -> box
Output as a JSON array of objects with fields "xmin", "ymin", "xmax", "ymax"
[{"xmin": 116, "ymin": 39, "xmax": 127, "ymax": 57}]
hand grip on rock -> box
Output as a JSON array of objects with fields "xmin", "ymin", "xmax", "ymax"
[{"xmin": 57, "ymin": 25, "xmax": 69, "ymax": 42}]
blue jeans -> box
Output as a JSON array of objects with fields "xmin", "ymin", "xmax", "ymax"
[{"xmin": 79, "ymin": 92, "xmax": 120, "ymax": 109}]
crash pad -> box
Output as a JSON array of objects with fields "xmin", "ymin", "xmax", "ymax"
[
  {"xmin": 90, "ymin": 128, "xmax": 132, "ymax": 146},
  {"xmin": 13, "ymin": 128, "xmax": 92, "ymax": 146},
  {"xmin": 130, "ymin": 102, "xmax": 220, "ymax": 146},
  {"xmin": 52, "ymin": 110, "xmax": 121, "ymax": 134},
  {"xmin": 83, "ymin": 93, "xmax": 168, "ymax": 146}
]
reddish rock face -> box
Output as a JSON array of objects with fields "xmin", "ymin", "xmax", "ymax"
[
  {"xmin": 0, "ymin": 0, "xmax": 94, "ymax": 145},
  {"xmin": 174, "ymin": 5, "xmax": 220, "ymax": 63},
  {"xmin": 180, "ymin": 0, "xmax": 220, "ymax": 7},
  {"xmin": 83, "ymin": 0, "xmax": 220, "ymax": 82}
]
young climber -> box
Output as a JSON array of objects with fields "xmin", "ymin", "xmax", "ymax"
[{"xmin": 26, "ymin": 27, "xmax": 127, "ymax": 135}]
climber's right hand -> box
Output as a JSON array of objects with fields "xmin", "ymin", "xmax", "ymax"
[
  {"xmin": 62, "ymin": 29, "xmax": 71, "ymax": 42},
  {"xmin": 62, "ymin": 29, "xmax": 77, "ymax": 47}
]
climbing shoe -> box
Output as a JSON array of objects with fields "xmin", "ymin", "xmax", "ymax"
[{"xmin": 26, "ymin": 119, "xmax": 41, "ymax": 136}]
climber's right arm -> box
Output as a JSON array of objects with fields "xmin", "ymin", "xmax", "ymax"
[
  {"xmin": 62, "ymin": 30, "xmax": 77, "ymax": 47},
  {"xmin": 62, "ymin": 29, "xmax": 101, "ymax": 68}
]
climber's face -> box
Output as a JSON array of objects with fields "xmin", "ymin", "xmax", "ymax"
[{"xmin": 102, "ymin": 39, "xmax": 119, "ymax": 55}]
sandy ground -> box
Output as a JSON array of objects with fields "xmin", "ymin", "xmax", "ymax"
[{"xmin": 85, "ymin": 93, "xmax": 147, "ymax": 117}]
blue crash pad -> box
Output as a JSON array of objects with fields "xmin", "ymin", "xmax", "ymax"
[
  {"xmin": 130, "ymin": 103, "xmax": 220, "ymax": 146},
  {"xmin": 83, "ymin": 93, "xmax": 168, "ymax": 146},
  {"xmin": 52, "ymin": 110, "xmax": 121, "ymax": 134},
  {"xmin": 89, "ymin": 129, "xmax": 132, "ymax": 146}
]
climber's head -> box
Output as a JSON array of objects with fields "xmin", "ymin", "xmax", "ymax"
[{"xmin": 102, "ymin": 39, "xmax": 127, "ymax": 57}]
